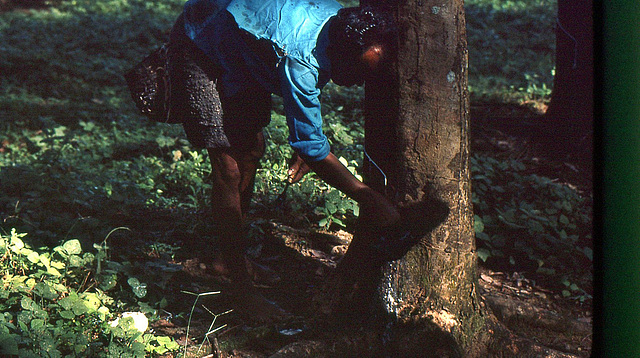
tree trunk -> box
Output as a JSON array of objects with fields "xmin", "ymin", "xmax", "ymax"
[
  {"xmin": 541, "ymin": 0, "xmax": 593, "ymax": 164},
  {"xmin": 360, "ymin": 0, "xmax": 489, "ymax": 356},
  {"xmin": 545, "ymin": 0, "xmax": 593, "ymax": 124}
]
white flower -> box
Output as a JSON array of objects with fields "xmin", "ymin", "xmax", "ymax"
[{"xmin": 109, "ymin": 312, "xmax": 148, "ymax": 333}]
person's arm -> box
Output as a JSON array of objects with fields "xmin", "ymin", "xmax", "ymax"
[
  {"xmin": 280, "ymin": 58, "xmax": 399, "ymax": 226},
  {"xmin": 280, "ymin": 58, "xmax": 331, "ymax": 162},
  {"xmin": 307, "ymin": 152, "xmax": 400, "ymax": 228},
  {"xmin": 288, "ymin": 152, "xmax": 399, "ymax": 227}
]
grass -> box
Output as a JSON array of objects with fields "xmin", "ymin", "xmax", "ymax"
[{"xmin": 465, "ymin": 0, "xmax": 557, "ymax": 106}]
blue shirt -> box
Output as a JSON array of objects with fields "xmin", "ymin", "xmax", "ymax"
[{"xmin": 182, "ymin": 0, "xmax": 342, "ymax": 161}]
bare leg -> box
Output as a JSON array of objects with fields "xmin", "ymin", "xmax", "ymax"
[
  {"xmin": 207, "ymin": 147, "xmax": 249, "ymax": 281},
  {"xmin": 206, "ymin": 131, "xmax": 265, "ymax": 279},
  {"xmin": 206, "ymin": 135, "xmax": 288, "ymax": 322},
  {"xmin": 235, "ymin": 131, "xmax": 265, "ymax": 216}
]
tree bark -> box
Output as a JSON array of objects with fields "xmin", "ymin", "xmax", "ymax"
[
  {"xmin": 545, "ymin": 0, "xmax": 593, "ymax": 124},
  {"xmin": 542, "ymin": 0, "xmax": 593, "ymax": 164},
  {"xmin": 359, "ymin": 0, "xmax": 489, "ymax": 356}
]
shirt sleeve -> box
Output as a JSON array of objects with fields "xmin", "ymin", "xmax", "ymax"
[{"xmin": 280, "ymin": 57, "xmax": 330, "ymax": 162}]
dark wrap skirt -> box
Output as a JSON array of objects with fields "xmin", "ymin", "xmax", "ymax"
[{"xmin": 167, "ymin": 14, "xmax": 271, "ymax": 150}]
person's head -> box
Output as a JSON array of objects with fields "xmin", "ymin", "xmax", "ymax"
[{"xmin": 327, "ymin": 5, "xmax": 396, "ymax": 86}]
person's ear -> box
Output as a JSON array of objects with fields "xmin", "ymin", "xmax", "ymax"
[{"xmin": 362, "ymin": 44, "xmax": 384, "ymax": 71}]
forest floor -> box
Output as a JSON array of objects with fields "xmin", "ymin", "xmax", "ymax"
[{"xmin": 122, "ymin": 107, "xmax": 594, "ymax": 357}]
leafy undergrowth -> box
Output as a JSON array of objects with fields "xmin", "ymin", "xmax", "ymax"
[
  {"xmin": 0, "ymin": 111, "xmax": 593, "ymax": 357},
  {"xmin": 0, "ymin": 229, "xmax": 180, "ymax": 357},
  {"xmin": 471, "ymin": 154, "xmax": 592, "ymax": 302},
  {"xmin": 470, "ymin": 116, "xmax": 593, "ymax": 356},
  {"xmin": 470, "ymin": 115, "xmax": 593, "ymax": 303},
  {"xmin": 465, "ymin": 0, "xmax": 556, "ymax": 110}
]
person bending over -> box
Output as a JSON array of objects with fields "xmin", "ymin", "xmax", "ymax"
[{"xmin": 168, "ymin": 0, "xmax": 399, "ymax": 320}]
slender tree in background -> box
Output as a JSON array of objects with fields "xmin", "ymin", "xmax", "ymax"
[
  {"xmin": 545, "ymin": 0, "xmax": 593, "ymax": 125},
  {"xmin": 543, "ymin": 0, "xmax": 593, "ymax": 163},
  {"xmin": 358, "ymin": 0, "xmax": 489, "ymax": 355}
]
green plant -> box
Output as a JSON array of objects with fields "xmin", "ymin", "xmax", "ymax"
[
  {"xmin": 471, "ymin": 154, "xmax": 593, "ymax": 297},
  {"xmin": 0, "ymin": 229, "xmax": 180, "ymax": 357},
  {"xmin": 180, "ymin": 291, "xmax": 232, "ymax": 357},
  {"xmin": 521, "ymin": 72, "xmax": 553, "ymax": 102},
  {"xmin": 254, "ymin": 111, "xmax": 362, "ymax": 230},
  {"xmin": 465, "ymin": 0, "xmax": 557, "ymax": 106},
  {"xmin": 313, "ymin": 157, "xmax": 361, "ymax": 229}
]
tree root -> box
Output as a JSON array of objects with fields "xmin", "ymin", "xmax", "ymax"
[
  {"xmin": 485, "ymin": 318, "xmax": 583, "ymax": 358},
  {"xmin": 484, "ymin": 293, "xmax": 591, "ymax": 336}
]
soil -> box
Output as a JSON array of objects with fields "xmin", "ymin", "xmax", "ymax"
[{"xmin": 140, "ymin": 106, "xmax": 594, "ymax": 357}]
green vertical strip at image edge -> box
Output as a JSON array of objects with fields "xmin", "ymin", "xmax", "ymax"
[{"xmin": 601, "ymin": 0, "xmax": 640, "ymax": 356}]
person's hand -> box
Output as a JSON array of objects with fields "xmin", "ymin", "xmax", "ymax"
[
  {"xmin": 287, "ymin": 152, "xmax": 311, "ymax": 183},
  {"xmin": 357, "ymin": 187, "xmax": 401, "ymax": 228}
]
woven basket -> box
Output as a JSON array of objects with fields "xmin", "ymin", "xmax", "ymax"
[{"xmin": 124, "ymin": 45, "xmax": 172, "ymax": 122}]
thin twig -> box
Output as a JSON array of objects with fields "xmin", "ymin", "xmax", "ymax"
[
  {"xmin": 181, "ymin": 291, "xmax": 221, "ymax": 357},
  {"xmin": 197, "ymin": 305, "xmax": 232, "ymax": 354}
]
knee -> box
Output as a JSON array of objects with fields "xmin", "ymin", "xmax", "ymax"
[
  {"xmin": 247, "ymin": 131, "xmax": 266, "ymax": 160},
  {"xmin": 220, "ymin": 161, "xmax": 242, "ymax": 187},
  {"xmin": 209, "ymin": 150, "xmax": 242, "ymax": 187},
  {"xmin": 232, "ymin": 131, "xmax": 266, "ymax": 164}
]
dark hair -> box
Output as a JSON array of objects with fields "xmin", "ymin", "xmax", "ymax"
[{"xmin": 329, "ymin": 5, "xmax": 396, "ymax": 60}]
